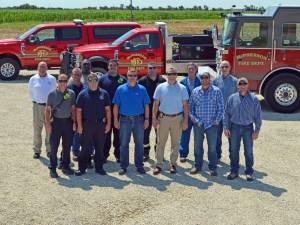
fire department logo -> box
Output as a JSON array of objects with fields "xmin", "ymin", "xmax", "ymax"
[
  {"xmin": 127, "ymin": 54, "xmax": 147, "ymax": 67},
  {"xmin": 33, "ymin": 46, "xmax": 52, "ymax": 61}
]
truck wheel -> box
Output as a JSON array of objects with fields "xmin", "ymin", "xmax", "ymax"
[
  {"xmin": 92, "ymin": 67, "xmax": 107, "ymax": 77},
  {"xmin": 264, "ymin": 73, "xmax": 300, "ymax": 113},
  {"xmin": 0, "ymin": 58, "xmax": 20, "ymax": 80}
]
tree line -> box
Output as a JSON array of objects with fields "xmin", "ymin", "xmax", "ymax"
[{"xmin": 1, "ymin": 3, "xmax": 265, "ymax": 11}]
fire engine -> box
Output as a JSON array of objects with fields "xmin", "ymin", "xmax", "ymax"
[
  {"xmin": 0, "ymin": 20, "xmax": 140, "ymax": 80},
  {"xmin": 212, "ymin": 5, "xmax": 300, "ymax": 113},
  {"xmin": 62, "ymin": 22, "xmax": 215, "ymax": 77}
]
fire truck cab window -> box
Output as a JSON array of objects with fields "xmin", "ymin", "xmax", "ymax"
[
  {"xmin": 127, "ymin": 33, "xmax": 158, "ymax": 51},
  {"xmin": 282, "ymin": 24, "xmax": 300, "ymax": 46},
  {"xmin": 34, "ymin": 28, "xmax": 55, "ymax": 43},
  {"xmin": 239, "ymin": 22, "xmax": 268, "ymax": 47}
]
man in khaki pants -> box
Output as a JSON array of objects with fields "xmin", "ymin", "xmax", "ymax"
[
  {"xmin": 152, "ymin": 68, "xmax": 189, "ymax": 175},
  {"xmin": 28, "ymin": 62, "xmax": 56, "ymax": 159}
]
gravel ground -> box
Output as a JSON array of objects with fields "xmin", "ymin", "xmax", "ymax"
[{"xmin": 0, "ymin": 70, "xmax": 299, "ymax": 225}]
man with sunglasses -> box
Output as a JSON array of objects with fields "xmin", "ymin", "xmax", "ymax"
[
  {"xmin": 189, "ymin": 71, "xmax": 224, "ymax": 176},
  {"xmin": 179, "ymin": 62, "xmax": 201, "ymax": 163},
  {"xmin": 224, "ymin": 77, "xmax": 262, "ymax": 182},
  {"xmin": 152, "ymin": 68, "xmax": 189, "ymax": 175},
  {"xmin": 212, "ymin": 60, "xmax": 238, "ymax": 163},
  {"xmin": 138, "ymin": 62, "xmax": 166, "ymax": 162},
  {"xmin": 45, "ymin": 74, "xmax": 76, "ymax": 178},
  {"xmin": 113, "ymin": 69, "xmax": 150, "ymax": 175},
  {"xmin": 29, "ymin": 61, "xmax": 56, "ymax": 159},
  {"xmin": 99, "ymin": 59, "xmax": 127, "ymax": 163},
  {"xmin": 75, "ymin": 73, "xmax": 111, "ymax": 176}
]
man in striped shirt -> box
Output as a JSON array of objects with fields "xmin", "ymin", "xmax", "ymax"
[
  {"xmin": 189, "ymin": 71, "xmax": 224, "ymax": 176},
  {"xmin": 224, "ymin": 77, "xmax": 262, "ymax": 181}
]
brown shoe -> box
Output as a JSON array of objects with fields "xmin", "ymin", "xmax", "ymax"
[
  {"xmin": 190, "ymin": 167, "xmax": 201, "ymax": 175},
  {"xmin": 209, "ymin": 170, "xmax": 218, "ymax": 176},
  {"xmin": 179, "ymin": 157, "xmax": 187, "ymax": 163},
  {"xmin": 170, "ymin": 165, "xmax": 177, "ymax": 174},
  {"xmin": 153, "ymin": 166, "xmax": 161, "ymax": 175}
]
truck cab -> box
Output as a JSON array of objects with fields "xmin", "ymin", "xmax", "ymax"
[{"xmin": 213, "ymin": 6, "xmax": 300, "ymax": 113}]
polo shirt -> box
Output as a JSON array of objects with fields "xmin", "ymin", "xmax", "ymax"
[
  {"xmin": 47, "ymin": 89, "xmax": 76, "ymax": 118},
  {"xmin": 112, "ymin": 83, "xmax": 151, "ymax": 116},
  {"xmin": 76, "ymin": 88, "xmax": 111, "ymax": 120},
  {"xmin": 153, "ymin": 81, "xmax": 189, "ymax": 114},
  {"xmin": 67, "ymin": 83, "xmax": 87, "ymax": 99},
  {"xmin": 98, "ymin": 73, "xmax": 127, "ymax": 104}
]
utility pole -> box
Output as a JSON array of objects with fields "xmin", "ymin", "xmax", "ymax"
[{"xmin": 130, "ymin": 0, "xmax": 134, "ymax": 21}]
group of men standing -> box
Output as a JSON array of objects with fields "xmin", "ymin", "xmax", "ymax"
[{"xmin": 29, "ymin": 59, "xmax": 261, "ymax": 181}]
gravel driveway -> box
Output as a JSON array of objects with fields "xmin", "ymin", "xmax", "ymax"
[{"xmin": 0, "ymin": 71, "xmax": 299, "ymax": 225}]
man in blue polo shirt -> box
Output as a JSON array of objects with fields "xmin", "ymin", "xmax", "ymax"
[
  {"xmin": 113, "ymin": 69, "xmax": 150, "ymax": 175},
  {"xmin": 75, "ymin": 73, "xmax": 111, "ymax": 176}
]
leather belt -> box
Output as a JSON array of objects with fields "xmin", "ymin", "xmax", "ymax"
[
  {"xmin": 163, "ymin": 112, "xmax": 182, "ymax": 117},
  {"xmin": 120, "ymin": 114, "xmax": 144, "ymax": 120},
  {"xmin": 33, "ymin": 101, "xmax": 46, "ymax": 106},
  {"xmin": 83, "ymin": 118, "xmax": 106, "ymax": 123}
]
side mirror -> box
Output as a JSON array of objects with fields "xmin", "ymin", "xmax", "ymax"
[
  {"xmin": 29, "ymin": 35, "xmax": 36, "ymax": 43},
  {"xmin": 123, "ymin": 41, "xmax": 131, "ymax": 50}
]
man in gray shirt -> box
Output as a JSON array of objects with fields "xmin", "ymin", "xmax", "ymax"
[
  {"xmin": 45, "ymin": 74, "xmax": 76, "ymax": 178},
  {"xmin": 212, "ymin": 60, "xmax": 238, "ymax": 162}
]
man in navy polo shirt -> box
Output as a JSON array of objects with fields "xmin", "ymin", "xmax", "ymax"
[
  {"xmin": 75, "ymin": 73, "xmax": 111, "ymax": 176},
  {"xmin": 99, "ymin": 59, "xmax": 127, "ymax": 163},
  {"xmin": 113, "ymin": 69, "xmax": 151, "ymax": 175}
]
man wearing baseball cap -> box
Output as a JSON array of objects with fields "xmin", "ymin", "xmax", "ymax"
[
  {"xmin": 224, "ymin": 77, "xmax": 262, "ymax": 181},
  {"xmin": 189, "ymin": 71, "xmax": 224, "ymax": 176}
]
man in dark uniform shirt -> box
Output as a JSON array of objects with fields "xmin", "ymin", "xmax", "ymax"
[
  {"xmin": 75, "ymin": 73, "xmax": 111, "ymax": 176},
  {"xmin": 138, "ymin": 62, "xmax": 166, "ymax": 161},
  {"xmin": 98, "ymin": 59, "xmax": 127, "ymax": 163}
]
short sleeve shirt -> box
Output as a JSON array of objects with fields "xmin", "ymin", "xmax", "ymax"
[
  {"xmin": 47, "ymin": 89, "xmax": 76, "ymax": 118},
  {"xmin": 153, "ymin": 82, "xmax": 189, "ymax": 114},
  {"xmin": 112, "ymin": 83, "xmax": 151, "ymax": 116},
  {"xmin": 76, "ymin": 88, "xmax": 111, "ymax": 120}
]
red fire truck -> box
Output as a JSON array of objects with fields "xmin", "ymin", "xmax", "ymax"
[
  {"xmin": 63, "ymin": 22, "xmax": 215, "ymax": 77},
  {"xmin": 212, "ymin": 6, "xmax": 300, "ymax": 113},
  {"xmin": 0, "ymin": 20, "xmax": 140, "ymax": 80}
]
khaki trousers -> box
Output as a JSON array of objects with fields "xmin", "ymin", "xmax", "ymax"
[
  {"xmin": 156, "ymin": 114, "xmax": 183, "ymax": 167},
  {"xmin": 32, "ymin": 103, "xmax": 50, "ymax": 153}
]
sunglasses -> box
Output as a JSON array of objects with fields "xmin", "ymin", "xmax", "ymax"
[
  {"xmin": 128, "ymin": 74, "xmax": 138, "ymax": 77},
  {"xmin": 167, "ymin": 73, "xmax": 177, "ymax": 76},
  {"xmin": 88, "ymin": 79, "xmax": 98, "ymax": 82},
  {"xmin": 200, "ymin": 76, "xmax": 209, "ymax": 80},
  {"xmin": 221, "ymin": 66, "xmax": 229, "ymax": 69},
  {"xmin": 238, "ymin": 82, "xmax": 248, "ymax": 86},
  {"xmin": 58, "ymin": 80, "xmax": 68, "ymax": 83},
  {"xmin": 148, "ymin": 67, "xmax": 157, "ymax": 69},
  {"xmin": 73, "ymin": 74, "xmax": 82, "ymax": 76}
]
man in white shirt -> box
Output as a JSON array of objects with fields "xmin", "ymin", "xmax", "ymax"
[{"xmin": 28, "ymin": 62, "xmax": 56, "ymax": 159}]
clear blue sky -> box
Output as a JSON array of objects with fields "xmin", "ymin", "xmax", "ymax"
[{"xmin": 0, "ymin": 0, "xmax": 298, "ymax": 9}]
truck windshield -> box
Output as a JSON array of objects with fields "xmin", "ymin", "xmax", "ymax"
[
  {"xmin": 110, "ymin": 31, "xmax": 134, "ymax": 46},
  {"xmin": 221, "ymin": 19, "xmax": 236, "ymax": 46},
  {"xmin": 16, "ymin": 26, "xmax": 39, "ymax": 40}
]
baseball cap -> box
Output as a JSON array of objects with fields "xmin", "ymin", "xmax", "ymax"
[{"xmin": 238, "ymin": 77, "xmax": 248, "ymax": 84}]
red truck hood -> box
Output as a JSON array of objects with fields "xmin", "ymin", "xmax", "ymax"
[
  {"xmin": 0, "ymin": 38, "xmax": 21, "ymax": 45},
  {"xmin": 73, "ymin": 43, "xmax": 111, "ymax": 53}
]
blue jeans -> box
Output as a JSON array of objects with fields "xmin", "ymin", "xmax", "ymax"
[
  {"xmin": 229, "ymin": 123, "xmax": 254, "ymax": 175},
  {"xmin": 216, "ymin": 119, "xmax": 224, "ymax": 159},
  {"xmin": 119, "ymin": 116, "xmax": 144, "ymax": 169},
  {"xmin": 193, "ymin": 124, "xmax": 218, "ymax": 171},
  {"xmin": 179, "ymin": 117, "xmax": 193, "ymax": 158}
]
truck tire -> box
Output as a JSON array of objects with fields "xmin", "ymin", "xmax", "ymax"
[
  {"xmin": 92, "ymin": 67, "xmax": 107, "ymax": 76},
  {"xmin": 264, "ymin": 73, "xmax": 300, "ymax": 113},
  {"xmin": 0, "ymin": 58, "xmax": 20, "ymax": 80}
]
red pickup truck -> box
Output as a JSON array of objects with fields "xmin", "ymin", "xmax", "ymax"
[
  {"xmin": 63, "ymin": 22, "xmax": 216, "ymax": 77},
  {"xmin": 0, "ymin": 20, "xmax": 141, "ymax": 80}
]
